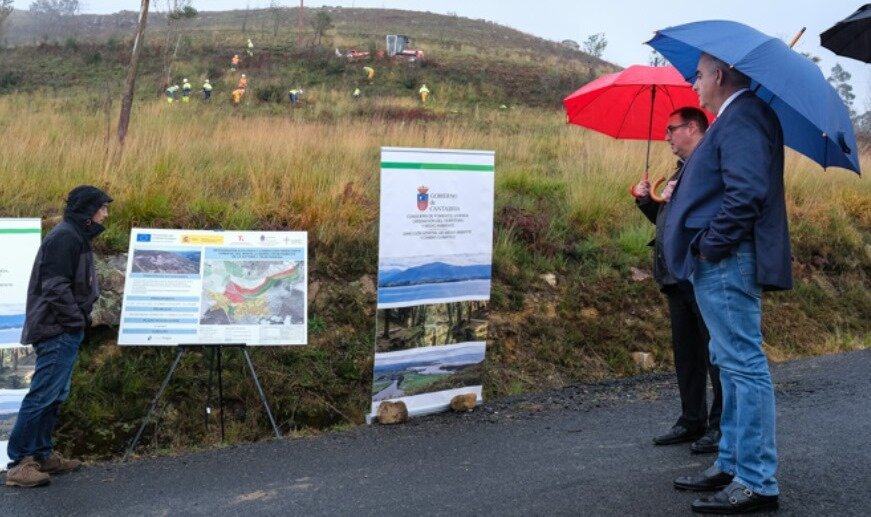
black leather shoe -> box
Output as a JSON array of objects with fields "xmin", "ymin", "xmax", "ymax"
[
  {"xmin": 691, "ymin": 429, "xmax": 721, "ymax": 454},
  {"xmin": 653, "ymin": 425, "xmax": 705, "ymax": 445},
  {"xmin": 674, "ymin": 465, "xmax": 734, "ymax": 491},
  {"xmin": 691, "ymin": 483, "xmax": 779, "ymax": 514}
]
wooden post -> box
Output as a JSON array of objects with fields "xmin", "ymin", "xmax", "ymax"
[
  {"xmin": 117, "ymin": 0, "xmax": 150, "ymax": 146},
  {"xmin": 297, "ymin": 0, "xmax": 303, "ymax": 49}
]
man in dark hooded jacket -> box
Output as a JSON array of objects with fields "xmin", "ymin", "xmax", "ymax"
[{"xmin": 5, "ymin": 185, "xmax": 111, "ymax": 488}]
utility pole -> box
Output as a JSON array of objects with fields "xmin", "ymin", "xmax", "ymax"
[
  {"xmin": 118, "ymin": 0, "xmax": 150, "ymax": 146},
  {"xmin": 297, "ymin": 0, "xmax": 303, "ymax": 48}
]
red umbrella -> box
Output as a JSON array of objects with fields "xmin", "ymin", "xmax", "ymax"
[{"xmin": 563, "ymin": 65, "xmax": 713, "ymax": 199}]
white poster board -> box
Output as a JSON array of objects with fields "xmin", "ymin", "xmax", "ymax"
[
  {"xmin": 0, "ymin": 218, "xmax": 41, "ymax": 470},
  {"xmin": 118, "ymin": 229, "xmax": 307, "ymax": 346},
  {"xmin": 370, "ymin": 147, "xmax": 494, "ymax": 421}
]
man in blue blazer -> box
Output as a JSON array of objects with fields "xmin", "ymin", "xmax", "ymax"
[{"xmin": 664, "ymin": 53, "xmax": 791, "ymax": 515}]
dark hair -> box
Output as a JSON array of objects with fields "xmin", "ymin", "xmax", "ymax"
[{"xmin": 671, "ymin": 106, "xmax": 709, "ymax": 133}]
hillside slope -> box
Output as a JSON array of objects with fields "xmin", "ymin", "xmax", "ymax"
[{"xmin": 0, "ymin": 7, "xmax": 614, "ymax": 107}]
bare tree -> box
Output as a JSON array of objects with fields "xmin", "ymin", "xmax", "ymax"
[
  {"xmin": 269, "ymin": 0, "xmax": 286, "ymax": 40},
  {"xmin": 828, "ymin": 63, "xmax": 856, "ymax": 118},
  {"xmin": 310, "ymin": 8, "xmax": 332, "ymax": 47},
  {"xmin": 159, "ymin": 0, "xmax": 197, "ymax": 92},
  {"xmin": 582, "ymin": 32, "xmax": 607, "ymax": 59},
  {"xmin": 118, "ymin": 0, "xmax": 150, "ymax": 146},
  {"xmin": 29, "ymin": 0, "xmax": 78, "ymax": 15},
  {"xmin": 0, "ymin": 0, "xmax": 13, "ymax": 42},
  {"xmin": 241, "ymin": 1, "xmax": 249, "ymax": 34},
  {"xmin": 29, "ymin": 0, "xmax": 79, "ymax": 38},
  {"xmin": 648, "ymin": 49, "xmax": 666, "ymax": 67}
]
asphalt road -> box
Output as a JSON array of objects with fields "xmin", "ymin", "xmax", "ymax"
[{"xmin": 3, "ymin": 349, "xmax": 869, "ymax": 516}]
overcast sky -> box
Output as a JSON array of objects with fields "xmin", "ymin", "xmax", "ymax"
[{"xmin": 13, "ymin": 0, "xmax": 870, "ymax": 109}]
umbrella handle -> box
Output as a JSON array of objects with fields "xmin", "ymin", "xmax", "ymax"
[{"xmin": 649, "ymin": 177, "xmax": 667, "ymax": 203}]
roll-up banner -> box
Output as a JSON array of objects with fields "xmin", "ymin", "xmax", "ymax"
[{"xmin": 370, "ymin": 147, "xmax": 495, "ymax": 421}]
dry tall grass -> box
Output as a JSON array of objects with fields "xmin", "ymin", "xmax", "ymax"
[{"xmin": 3, "ymin": 93, "xmax": 865, "ymax": 249}]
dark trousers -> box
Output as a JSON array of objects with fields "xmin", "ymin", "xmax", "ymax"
[{"xmin": 664, "ymin": 284, "xmax": 722, "ymax": 432}]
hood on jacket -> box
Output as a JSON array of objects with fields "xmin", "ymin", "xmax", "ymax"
[{"xmin": 63, "ymin": 185, "xmax": 112, "ymax": 239}]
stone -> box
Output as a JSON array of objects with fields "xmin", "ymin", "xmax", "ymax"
[
  {"xmin": 630, "ymin": 267, "xmax": 651, "ymax": 282},
  {"xmin": 580, "ymin": 307, "xmax": 599, "ymax": 319},
  {"xmin": 376, "ymin": 401, "xmax": 408, "ymax": 424},
  {"xmin": 355, "ymin": 275, "xmax": 376, "ymax": 296},
  {"xmin": 631, "ymin": 351, "xmax": 655, "ymax": 370},
  {"xmin": 450, "ymin": 393, "xmax": 477, "ymax": 412},
  {"xmin": 540, "ymin": 273, "xmax": 557, "ymax": 288},
  {"xmin": 309, "ymin": 281, "xmax": 321, "ymax": 304}
]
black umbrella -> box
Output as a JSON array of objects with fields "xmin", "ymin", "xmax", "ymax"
[{"xmin": 821, "ymin": 4, "xmax": 871, "ymax": 63}]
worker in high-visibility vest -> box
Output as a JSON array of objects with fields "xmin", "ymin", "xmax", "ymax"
[
  {"xmin": 202, "ymin": 79, "xmax": 212, "ymax": 101},
  {"xmin": 418, "ymin": 84, "xmax": 430, "ymax": 103},
  {"xmin": 181, "ymin": 78, "xmax": 192, "ymax": 103},
  {"xmin": 165, "ymin": 84, "xmax": 179, "ymax": 104},
  {"xmin": 246, "ymin": 38, "xmax": 254, "ymax": 57},
  {"xmin": 231, "ymin": 88, "xmax": 245, "ymax": 106},
  {"xmin": 238, "ymin": 74, "xmax": 248, "ymax": 90},
  {"xmin": 230, "ymin": 54, "xmax": 240, "ymax": 71},
  {"xmin": 352, "ymin": 87, "xmax": 361, "ymax": 99},
  {"xmin": 288, "ymin": 88, "xmax": 302, "ymax": 106},
  {"xmin": 363, "ymin": 66, "xmax": 375, "ymax": 82}
]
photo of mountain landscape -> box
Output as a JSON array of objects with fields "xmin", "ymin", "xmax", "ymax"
[
  {"xmin": 378, "ymin": 253, "xmax": 491, "ymax": 306},
  {"xmin": 0, "ymin": 309, "xmax": 25, "ymax": 346}
]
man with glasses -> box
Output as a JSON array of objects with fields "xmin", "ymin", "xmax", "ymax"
[
  {"xmin": 633, "ymin": 107, "xmax": 722, "ymax": 456},
  {"xmin": 5, "ymin": 186, "xmax": 112, "ymax": 487}
]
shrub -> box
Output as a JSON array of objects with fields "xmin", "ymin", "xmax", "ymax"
[{"xmin": 255, "ymin": 83, "xmax": 285, "ymax": 103}]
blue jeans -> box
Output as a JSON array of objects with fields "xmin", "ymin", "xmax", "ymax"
[
  {"xmin": 6, "ymin": 330, "xmax": 83, "ymax": 467},
  {"xmin": 691, "ymin": 242, "xmax": 779, "ymax": 496}
]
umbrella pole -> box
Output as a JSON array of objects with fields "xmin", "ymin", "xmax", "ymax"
[
  {"xmin": 644, "ymin": 86, "xmax": 657, "ymax": 181},
  {"xmin": 630, "ymin": 86, "xmax": 657, "ymax": 198}
]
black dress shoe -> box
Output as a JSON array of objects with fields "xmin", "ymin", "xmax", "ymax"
[
  {"xmin": 691, "ymin": 483, "xmax": 779, "ymax": 514},
  {"xmin": 691, "ymin": 429, "xmax": 722, "ymax": 454},
  {"xmin": 674, "ymin": 465, "xmax": 734, "ymax": 491},
  {"xmin": 653, "ymin": 424, "xmax": 705, "ymax": 445}
]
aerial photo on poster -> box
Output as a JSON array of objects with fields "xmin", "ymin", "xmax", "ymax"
[
  {"xmin": 200, "ymin": 250, "xmax": 305, "ymax": 326},
  {"xmin": 131, "ymin": 249, "xmax": 202, "ymax": 275}
]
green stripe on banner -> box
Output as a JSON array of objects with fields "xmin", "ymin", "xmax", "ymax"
[
  {"xmin": 382, "ymin": 162, "xmax": 494, "ymax": 172},
  {"xmin": 0, "ymin": 229, "xmax": 41, "ymax": 234}
]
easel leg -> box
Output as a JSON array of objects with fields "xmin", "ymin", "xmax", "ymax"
[
  {"xmin": 242, "ymin": 347, "xmax": 282, "ymax": 438},
  {"xmin": 218, "ymin": 345, "xmax": 225, "ymax": 441},
  {"xmin": 124, "ymin": 347, "xmax": 186, "ymax": 461},
  {"xmin": 206, "ymin": 347, "xmax": 215, "ymax": 430}
]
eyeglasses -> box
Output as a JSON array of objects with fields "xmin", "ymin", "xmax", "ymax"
[{"xmin": 665, "ymin": 122, "xmax": 690, "ymax": 136}]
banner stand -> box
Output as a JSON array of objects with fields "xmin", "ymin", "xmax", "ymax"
[{"xmin": 123, "ymin": 344, "xmax": 281, "ymax": 461}]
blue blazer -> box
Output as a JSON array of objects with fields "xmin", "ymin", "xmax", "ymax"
[{"xmin": 662, "ymin": 92, "xmax": 792, "ymax": 291}]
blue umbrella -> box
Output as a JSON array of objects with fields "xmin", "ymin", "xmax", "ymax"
[{"xmin": 647, "ymin": 20, "xmax": 860, "ymax": 174}]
